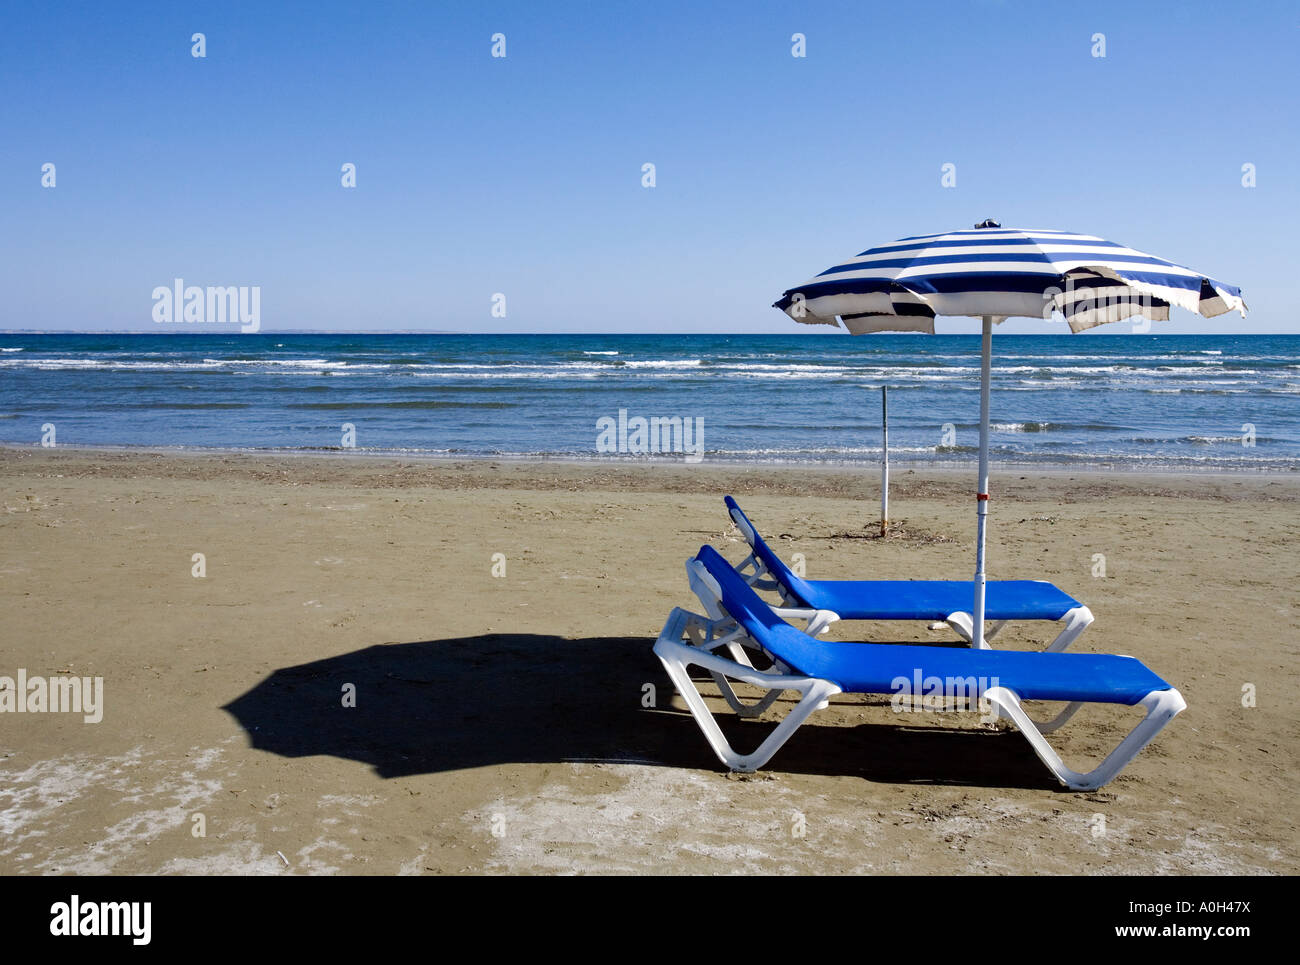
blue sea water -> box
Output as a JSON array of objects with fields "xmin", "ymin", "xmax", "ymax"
[{"xmin": 1, "ymin": 333, "xmax": 1297, "ymax": 471}]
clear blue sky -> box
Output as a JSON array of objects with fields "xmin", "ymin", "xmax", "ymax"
[{"xmin": 2, "ymin": 0, "xmax": 1296, "ymax": 334}]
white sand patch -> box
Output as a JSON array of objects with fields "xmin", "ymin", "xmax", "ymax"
[
  {"xmin": 397, "ymin": 850, "xmax": 429, "ymax": 876},
  {"xmin": 0, "ymin": 740, "xmax": 273, "ymax": 874},
  {"xmin": 463, "ymin": 765, "xmax": 1285, "ymax": 876},
  {"xmin": 291, "ymin": 793, "xmax": 384, "ymax": 874},
  {"xmin": 872, "ymin": 799, "xmax": 1283, "ymax": 875},
  {"xmin": 0, "ymin": 747, "xmax": 147, "ymax": 846},
  {"xmin": 155, "ymin": 840, "xmax": 286, "ymax": 875},
  {"xmin": 465, "ymin": 763, "xmax": 880, "ymax": 875},
  {"xmin": 1143, "ymin": 823, "xmax": 1283, "ymax": 876}
]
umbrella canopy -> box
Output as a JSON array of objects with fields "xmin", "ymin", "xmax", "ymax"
[
  {"xmin": 775, "ymin": 222, "xmax": 1246, "ymax": 332},
  {"xmin": 773, "ymin": 221, "xmax": 1246, "ymax": 648}
]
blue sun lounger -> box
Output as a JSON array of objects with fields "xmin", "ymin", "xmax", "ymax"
[
  {"xmin": 724, "ymin": 496, "xmax": 1093, "ymax": 651},
  {"xmin": 653, "ymin": 544, "xmax": 1185, "ymax": 789}
]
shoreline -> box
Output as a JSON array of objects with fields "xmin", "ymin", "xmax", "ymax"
[{"xmin": 3, "ymin": 443, "xmax": 1298, "ymax": 482}]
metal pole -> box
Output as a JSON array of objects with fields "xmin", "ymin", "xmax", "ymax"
[
  {"xmin": 972, "ymin": 316, "xmax": 993, "ymax": 649},
  {"xmin": 880, "ymin": 385, "xmax": 888, "ymax": 537}
]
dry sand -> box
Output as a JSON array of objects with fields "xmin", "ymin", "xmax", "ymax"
[{"xmin": 1, "ymin": 447, "xmax": 1296, "ymax": 875}]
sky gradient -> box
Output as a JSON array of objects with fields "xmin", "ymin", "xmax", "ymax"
[{"xmin": 2, "ymin": 0, "xmax": 1296, "ymax": 334}]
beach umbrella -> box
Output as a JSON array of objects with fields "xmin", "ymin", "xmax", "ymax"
[{"xmin": 773, "ymin": 221, "xmax": 1246, "ymax": 649}]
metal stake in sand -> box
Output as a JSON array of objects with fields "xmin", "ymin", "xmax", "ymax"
[{"xmin": 880, "ymin": 385, "xmax": 889, "ymax": 537}]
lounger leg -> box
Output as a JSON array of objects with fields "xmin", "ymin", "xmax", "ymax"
[
  {"xmin": 723, "ymin": 642, "xmax": 756, "ymax": 668},
  {"xmin": 704, "ymin": 630, "xmax": 788, "ymax": 718},
  {"xmin": 736, "ymin": 553, "xmax": 763, "ymax": 584},
  {"xmin": 945, "ymin": 612, "xmax": 993, "ymax": 648},
  {"xmin": 945, "ymin": 611, "xmax": 971, "ymax": 642},
  {"xmin": 735, "ymin": 554, "xmax": 783, "ymax": 594},
  {"xmin": 683, "ymin": 618, "xmax": 766, "ymax": 703},
  {"xmin": 709, "ymin": 670, "xmax": 787, "ymax": 718},
  {"xmin": 949, "ymin": 608, "xmax": 1091, "ymax": 653},
  {"xmin": 654, "ymin": 608, "xmax": 841, "ymax": 772},
  {"xmin": 1029, "ymin": 701, "xmax": 1086, "ymax": 734},
  {"xmin": 981, "ymin": 685, "xmax": 1186, "ymax": 790},
  {"xmin": 686, "ymin": 620, "xmax": 772, "ymax": 709},
  {"xmin": 1045, "ymin": 606, "xmax": 1094, "ymax": 653}
]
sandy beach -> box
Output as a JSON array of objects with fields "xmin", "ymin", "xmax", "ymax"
[{"xmin": 1, "ymin": 447, "xmax": 1296, "ymax": 875}]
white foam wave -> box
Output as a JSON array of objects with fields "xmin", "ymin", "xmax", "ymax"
[
  {"xmin": 620, "ymin": 359, "xmax": 703, "ymax": 369},
  {"xmin": 992, "ymin": 422, "xmax": 1052, "ymax": 432}
]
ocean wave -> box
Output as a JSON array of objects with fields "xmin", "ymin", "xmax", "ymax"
[
  {"xmin": 1140, "ymin": 386, "xmax": 1251, "ymax": 395},
  {"xmin": 619, "ymin": 359, "xmax": 704, "ymax": 369},
  {"xmin": 285, "ymin": 400, "xmax": 517, "ymax": 410},
  {"xmin": 705, "ymin": 445, "xmax": 945, "ymax": 456},
  {"xmin": 95, "ymin": 402, "xmax": 253, "ymax": 410},
  {"xmin": 411, "ymin": 369, "xmax": 606, "ymax": 380},
  {"xmin": 716, "ymin": 362, "xmax": 851, "ymax": 372},
  {"xmin": 8, "ymin": 353, "xmax": 1289, "ymax": 390},
  {"xmin": 233, "ymin": 358, "xmax": 354, "ymax": 368},
  {"xmin": 0, "ymin": 357, "xmax": 379, "ymax": 372},
  {"xmin": 993, "ymin": 422, "xmax": 1053, "ymax": 432}
]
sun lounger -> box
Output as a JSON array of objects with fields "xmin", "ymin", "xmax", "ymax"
[
  {"xmin": 652, "ymin": 544, "xmax": 1185, "ymax": 789},
  {"xmin": 724, "ymin": 496, "xmax": 1093, "ymax": 651}
]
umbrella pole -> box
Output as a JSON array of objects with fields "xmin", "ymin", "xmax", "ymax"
[
  {"xmin": 972, "ymin": 316, "xmax": 993, "ymax": 649},
  {"xmin": 880, "ymin": 386, "xmax": 888, "ymax": 537}
]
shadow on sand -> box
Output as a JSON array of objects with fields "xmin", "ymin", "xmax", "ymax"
[{"xmin": 222, "ymin": 633, "xmax": 1058, "ymax": 788}]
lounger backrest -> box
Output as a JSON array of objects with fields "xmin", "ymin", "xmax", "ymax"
[
  {"xmin": 691, "ymin": 545, "xmax": 815, "ymax": 665},
  {"xmin": 693, "ymin": 544, "xmax": 860, "ymax": 682},
  {"xmin": 723, "ymin": 496, "xmax": 816, "ymax": 605}
]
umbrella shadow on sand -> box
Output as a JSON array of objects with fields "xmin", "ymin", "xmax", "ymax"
[{"xmin": 222, "ymin": 633, "xmax": 1061, "ymax": 789}]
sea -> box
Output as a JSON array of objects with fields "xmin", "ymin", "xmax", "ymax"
[{"xmin": 1, "ymin": 333, "xmax": 1297, "ymax": 472}]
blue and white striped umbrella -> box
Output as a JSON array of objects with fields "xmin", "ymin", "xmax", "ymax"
[
  {"xmin": 773, "ymin": 221, "xmax": 1246, "ymax": 649},
  {"xmin": 774, "ymin": 222, "xmax": 1246, "ymax": 333}
]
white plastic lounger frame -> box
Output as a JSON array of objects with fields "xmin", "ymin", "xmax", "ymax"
[
  {"xmin": 942, "ymin": 606, "xmax": 1094, "ymax": 653},
  {"xmin": 733, "ymin": 549, "xmax": 1095, "ymax": 653},
  {"xmin": 678, "ymin": 574, "xmax": 839, "ymax": 721},
  {"xmin": 654, "ymin": 607, "xmax": 842, "ymax": 773},
  {"xmin": 656, "ymin": 559, "xmax": 1186, "ymax": 790},
  {"xmin": 980, "ymin": 684, "xmax": 1186, "ymax": 791}
]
